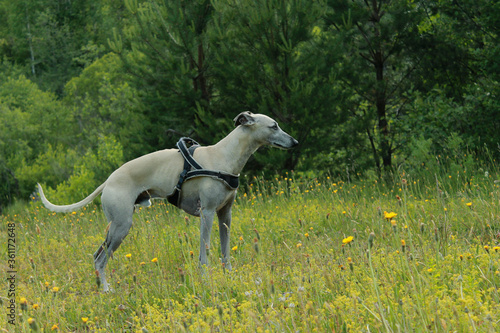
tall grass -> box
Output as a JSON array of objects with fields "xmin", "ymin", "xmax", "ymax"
[{"xmin": 1, "ymin": 163, "xmax": 499, "ymax": 332}]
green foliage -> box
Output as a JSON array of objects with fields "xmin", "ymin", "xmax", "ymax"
[
  {"xmin": 0, "ymin": 0, "xmax": 124, "ymax": 94},
  {"xmin": 0, "ymin": 159, "xmax": 18, "ymax": 212},
  {"xmin": 41, "ymin": 136, "xmax": 124, "ymax": 204},
  {"xmin": 15, "ymin": 145, "xmax": 79, "ymax": 198},
  {"xmin": 64, "ymin": 52, "xmax": 146, "ymax": 159},
  {"xmin": 0, "ymin": 76, "xmax": 74, "ymax": 165}
]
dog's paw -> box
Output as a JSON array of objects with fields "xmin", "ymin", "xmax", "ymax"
[{"xmin": 101, "ymin": 284, "xmax": 114, "ymax": 293}]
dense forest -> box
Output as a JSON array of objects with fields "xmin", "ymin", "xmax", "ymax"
[{"xmin": 0, "ymin": 0, "xmax": 498, "ymax": 210}]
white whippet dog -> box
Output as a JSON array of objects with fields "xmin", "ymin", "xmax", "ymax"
[{"xmin": 38, "ymin": 112, "xmax": 298, "ymax": 292}]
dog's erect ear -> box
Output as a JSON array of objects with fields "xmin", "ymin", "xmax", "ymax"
[{"xmin": 233, "ymin": 111, "xmax": 255, "ymax": 127}]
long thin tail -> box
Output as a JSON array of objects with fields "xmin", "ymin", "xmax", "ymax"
[{"xmin": 37, "ymin": 183, "xmax": 106, "ymax": 213}]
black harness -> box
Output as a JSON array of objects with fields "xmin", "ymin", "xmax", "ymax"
[{"xmin": 167, "ymin": 137, "xmax": 240, "ymax": 207}]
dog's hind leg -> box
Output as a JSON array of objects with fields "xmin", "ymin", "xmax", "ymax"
[
  {"xmin": 94, "ymin": 199, "xmax": 134, "ymax": 292},
  {"xmin": 93, "ymin": 241, "xmax": 110, "ymax": 291}
]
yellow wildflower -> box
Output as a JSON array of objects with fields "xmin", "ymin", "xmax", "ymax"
[
  {"xmin": 384, "ymin": 211, "xmax": 397, "ymax": 219},
  {"xmin": 151, "ymin": 257, "xmax": 158, "ymax": 263},
  {"xmin": 82, "ymin": 317, "xmax": 89, "ymax": 323},
  {"xmin": 342, "ymin": 236, "xmax": 354, "ymax": 244},
  {"xmin": 232, "ymin": 246, "xmax": 238, "ymax": 251}
]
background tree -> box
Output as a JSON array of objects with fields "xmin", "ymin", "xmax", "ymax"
[
  {"xmin": 111, "ymin": 0, "xmax": 214, "ymax": 150},
  {"xmin": 324, "ymin": 0, "xmax": 432, "ymax": 175},
  {"xmin": 0, "ymin": 0, "xmax": 125, "ymax": 94},
  {"xmin": 209, "ymin": 0, "xmax": 336, "ymax": 172}
]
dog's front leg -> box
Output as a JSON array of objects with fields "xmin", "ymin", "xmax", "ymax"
[
  {"xmin": 217, "ymin": 198, "xmax": 234, "ymax": 271},
  {"xmin": 199, "ymin": 209, "xmax": 215, "ymax": 268}
]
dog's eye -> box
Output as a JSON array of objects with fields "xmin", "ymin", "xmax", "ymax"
[{"xmin": 270, "ymin": 124, "xmax": 278, "ymax": 130}]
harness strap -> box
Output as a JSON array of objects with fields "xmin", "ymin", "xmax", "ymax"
[
  {"xmin": 184, "ymin": 170, "xmax": 240, "ymax": 189},
  {"xmin": 177, "ymin": 138, "xmax": 203, "ymax": 170},
  {"xmin": 167, "ymin": 137, "xmax": 239, "ymax": 207}
]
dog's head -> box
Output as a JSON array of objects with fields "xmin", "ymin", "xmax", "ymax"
[{"xmin": 233, "ymin": 111, "xmax": 298, "ymax": 149}]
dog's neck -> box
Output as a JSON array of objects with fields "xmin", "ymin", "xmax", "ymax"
[{"xmin": 214, "ymin": 126, "xmax": 262, "ymax": 175}]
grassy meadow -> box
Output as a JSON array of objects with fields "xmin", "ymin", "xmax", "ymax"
[{"xmin": 2, "ymin": 166, "xmax": 500, "ymax": 332}]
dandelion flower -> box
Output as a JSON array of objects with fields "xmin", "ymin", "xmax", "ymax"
[
  {"xmin": 484, "ymin": 245, "xmax": 490, "ymax": 253},
  {"xmin": 342, "ymin": 236, "xmax": 354, "ymax": 244},
  {"xmin": 28, "ymin": 318, "xmax": 37, "ymax": 329},
  {"xmin": 33, "ymin": 304, "xmax": 39, "ymax": 310},
  {"xmin": 52, "ymin": 287, "xmax": 59, "ymax": 293},
  {"xmin": 493, "ymin": 246, "xmax": 500, "ymax": 252},
  {"xmin": 466, "ymin": 202, "xmax": 472, "ymax": 207},
  {"xmin": 140, "ymin": 262, "xmax": 146, "ymax": 266},
  {"xmin": 232, "ymin": 246, "xmax": 238, "ymax": 251},
  {"xmin": 20, "ymin": 297, "xmax": 28, "ymax": 311},
  {"xmin": 51, "ymin": 324, "xmax": 58, "ymax": 331},
  {"xmin": 296, "ymin": 243, "xmax": 302, "ymax": 248},
  {"xmin": 384, "ymin": 211, "xmax": 397, "ymax": 220},
  {"xmin": 151, "ymin": 257, "xmax": 158, "ymax": 263},
  {"xmin": 125, "ymin": 253, "xmax": 132, "ymax": 259},
  {"xmin": 82, "ymin": 317, "xmax": 89, "ymax": 323}
]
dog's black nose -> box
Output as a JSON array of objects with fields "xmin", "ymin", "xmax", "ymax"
[{"xmin": 292, "ymin": 138, "xmax": 299, "ymax": 147}]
